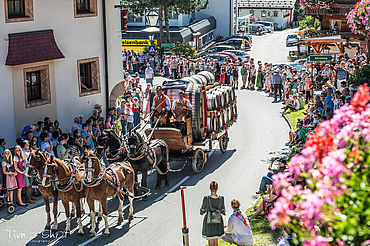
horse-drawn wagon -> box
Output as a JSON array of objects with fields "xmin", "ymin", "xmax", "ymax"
[{"xmin": 145, "ymin": 71, "xmax": 238, "ymax": 173}]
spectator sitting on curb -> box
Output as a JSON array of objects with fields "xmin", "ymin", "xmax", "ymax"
[
  {"xmin": 250, "ymin": 184, "xmax": 278, "ymax": 219},
  {"xmin": 256, "ymin": 157, "xmax": 287, "ymax": 194}
]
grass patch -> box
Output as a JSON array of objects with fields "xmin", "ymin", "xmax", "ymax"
[
  {"xmin": 207, "ymin": 197, "xmax": 281, "ymax": 246},
  {"xmin": 284, "ymin": 105, "xmax": 308, "ymax": 131}
]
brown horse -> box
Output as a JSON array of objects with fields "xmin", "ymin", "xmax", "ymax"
[
  {"xmin": 81, "ymin": 150, "xmax": 135, "ymax": 236},
  {"xmin": 28, "ymin": 150, "xmax": 59, "ymax": 231},
  {"xmin": 44, "ymin": 156, "xmax": 86, "ymax": 235}
]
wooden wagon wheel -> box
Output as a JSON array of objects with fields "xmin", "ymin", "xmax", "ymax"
[
  {"xmin": 219, "ymin": 131, "xmax": 229, "ymax": 153},
  {"xmin": 192, "ymin": 148, "xmax": 206, "ymax": 173}
]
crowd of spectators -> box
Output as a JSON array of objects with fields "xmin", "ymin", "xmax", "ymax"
[
  {"xmin": 246, "ymin": 48, "xmax": 368, "ymax": 245},
  {"xmin": 123, "ymin": 49, "xmax": 241, "ymax": 86}
]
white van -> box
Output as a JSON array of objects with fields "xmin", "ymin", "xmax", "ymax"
[{"xmin": 255, "ymin": 21, "xmax": 274, "ymax": 33}]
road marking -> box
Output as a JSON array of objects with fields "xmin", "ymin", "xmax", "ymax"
[{"xmin": 154, "ymin": 176, "xmax": 190, "ymax": 202}]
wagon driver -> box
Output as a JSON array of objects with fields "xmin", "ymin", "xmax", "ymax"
[
  {"xmin": 152, "ymin": 86, "xmax": 171, "ymax": 126},
  {"xmin": 172, "ymin": 90, "xmax": 192, "ymax": 135}
]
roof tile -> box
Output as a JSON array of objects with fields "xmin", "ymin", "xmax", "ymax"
[{"xmin": 5, "ymin": 30, "xmax": 65, "ymax": 66}]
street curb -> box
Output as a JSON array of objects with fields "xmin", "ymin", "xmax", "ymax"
[{"xmin": 282, "ymin": 113, "xmax": 293, "ymax": 130}]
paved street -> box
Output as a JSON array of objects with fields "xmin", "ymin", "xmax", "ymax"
[
  {"xmin": 250, "ymin": 28, "xmax": 298, "ymax": 64},
  {"xmin": 0, "ymin": 30, "xmax": 291, "ymax": 246}
]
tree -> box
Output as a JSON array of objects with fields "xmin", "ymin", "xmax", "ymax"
[
  {"xmin": 173, "ymin": 42, "xmax": 198, "ymax": 58},
  {"xmin": 299, "ymin": 16, "xmax": 320, "ymax": 30},
  {"xmin": 347, "ymin": 65, "xmax": 370, "ymax": 87},
  {"xmin": 121, "ymin": 0, "xmax": 208, "ymax": 44}
]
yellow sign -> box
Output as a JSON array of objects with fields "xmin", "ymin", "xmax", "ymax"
[{"xmin": 122, "ymin": 39, "xmax": 158, "ymax": 52}]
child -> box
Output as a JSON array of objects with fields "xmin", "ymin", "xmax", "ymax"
[
  {"xmin": 105, "ymin": 117, "xmax": 113, "ymax": 129},
  {"xmin": 2, "ymin": 149, "xmax": 18, "ymax": 205}
]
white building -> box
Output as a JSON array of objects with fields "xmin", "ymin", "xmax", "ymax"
[
  {"xmin": 237, "ymin": 0, "xmax": 296, "ymax": 29},
  {"xmin": 124, "ymin": 0, "xmax": 234, "ymax": 51},
  {"xmin": 0, "ymin": 0, "xmax": 123, "ymax": 146}
]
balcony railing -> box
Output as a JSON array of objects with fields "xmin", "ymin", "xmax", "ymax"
[{"xmin": 305, "ymin": 6, "xmax": 352, "ymax": 16}]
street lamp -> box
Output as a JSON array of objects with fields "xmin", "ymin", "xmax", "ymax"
[
  {"xmin": 149, "ymin": 34, "xmax": 155, "ymax": 46},
  {"xmin": 145, "ymin": 9, "xmax": 159, "ymax": 27}
]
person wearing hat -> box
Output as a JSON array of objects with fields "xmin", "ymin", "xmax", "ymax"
[
  {"xmin": 272, "ymin": 68, "xmax": 282, "ymax": 102},
  {"xmin": 256, "ymin": 157, "xmax": 287, "ymax": 194},
  {"xmin": 152, "ymin": 86, "xmax": 171, "ymax": 126},
  {"xmin": 171, "ymin": 90, "xmax": 192, "ymax": 134}
]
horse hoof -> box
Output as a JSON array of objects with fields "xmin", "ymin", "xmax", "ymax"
[
  {"xmin": 103, "ymin": 232, "xmax": 110, "ymax": 237},
  {"xmin": 65, "ymin": 230, "xmax": 70, "ymax": 235},
  {"xmin": 128, "ymin": 215, "xmax": 134, "ymax": 221},
  {"xmin": 118, "ymin": 217, "xmax": 124, "ymax": 223},
  {"xmin": 165, "ymin": 183, "xmax": 170, "ymax": 187},
  {"xmin": 155, "ymin": 185, "xmax": 160, "ymax": 190},
  {"xmin": 51, "ymin": 228, "xmax": 58, "ymax": 233},
  {"xmin": 71, "ymin": 213, "xmax": 76, "ymax": 218},
  {"xmin": 97, "ymin": 216, "xmax": 102, "ymax": 221},
  {"xmin": 44, "ymin": 225, "xmax": 51, "ymax": 230},
  {"xmin": 89, "ymin": 232, "xmax": 96, "ymax": 237},
  {"xmin": 77, "ymin": 232, "xmax": 84, "ymax": 237}
]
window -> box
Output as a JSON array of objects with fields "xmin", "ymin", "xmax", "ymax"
[
  {"xmin": 26, "ymin": 71, "xmax": 41, "ymax": 102},
  {"xmin": 331, "ymin": 20, "xmax": 341, "ymax": 32},
  {"xmin": 128, "ymin": 14, "xmax": 143, "ymax": 23},
  {"xmin": 77, "ymin": 57, "xmax": 101, "ymax": 97},
  {"xmin": 261, "ymin": 10, "xmax": 266, "ymax": 17},
  {"xmin": 273, "ymin": 11, "xmax": 278, "ymax": 17},
  {"xmin": 249, "ymin": 10, "xmax": 254, "ymax": 15},
  {"xmin": 7, "ymin": 0, "xmax": 25, "ymax": 18},
  {"xmin": 23, "ymin": 65, "xmax": 51, "ymax": 108},
  {"xmin": 74, "ymin": 0, "xmax": 97, "ymax": 18},
  {"xmin": 76, "ymin": 0, "xmax": 90, "ymax": 14},
  {"xmin": 267, "ymin": 11, "xmax": 271, "ymax": 16},
  {"xmin": 4, "ymin": 0, "xmax": 33, "ymax": 23},
  {"xmin": 169, "ymin": 12, "xmax": 179, "ymax": 20}
]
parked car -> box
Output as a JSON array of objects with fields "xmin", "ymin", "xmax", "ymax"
[
  {"xmin": 246, "ymin": 24, "xmax": 264, "ymax": 35},
  {"xmin": 253, "ymin": 24, "xmax": 268, "ymax": 34},
  {"xmin": 224, "ymin": 49, "xmax": 250, "ymax": 62},
  {"xmin": 199, "ymin": 45, "xmax": 235, "ymax": 56},
  {"xmin": 232, "ymin": 35, "xmax": 252, "ymax": 44},
  {"xmin": 203, "ymin": 53, "xmax": 229, "ymax": 63},
  {"xmin": 286, "ymin": 34, "xmax": 300, "ymax": 47},
  {"xmin": 218, "ymin": 52, "xmax": 239, "ymax": 64},
  {"xmin": 217, "ymin": 38, "xmax": 250, "ymax": 50},
  {"xmin": 255, "ymin": 21, "xmax": 274, "ymax": 33}
]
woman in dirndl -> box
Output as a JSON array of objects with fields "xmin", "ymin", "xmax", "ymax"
[{"xmin": 200, "ymin": 181, "xmax": 226, "ymax": 246}]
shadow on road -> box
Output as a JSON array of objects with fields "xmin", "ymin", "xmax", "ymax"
[{"xmin": 23, "ymin": 149, "xmax": 236, "ymax": 245}]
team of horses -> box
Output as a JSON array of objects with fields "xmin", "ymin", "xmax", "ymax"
[{"xmin": 26, "ymin": 129, "xmax": 169, "ymax": 236}]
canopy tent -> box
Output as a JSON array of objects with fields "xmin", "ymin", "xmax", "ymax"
[{"xmin": 296, "ymin": 35, "xmax": 346, "ymax": 54}]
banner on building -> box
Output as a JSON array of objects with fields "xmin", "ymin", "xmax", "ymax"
[{"xmin": 122, "ymin": 39, "xmax": 158, "ymax": 52}]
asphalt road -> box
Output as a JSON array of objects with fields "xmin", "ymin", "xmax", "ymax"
[{"xmin": 0, "ymin": 30, "xmax": 292, "ymax": 246}]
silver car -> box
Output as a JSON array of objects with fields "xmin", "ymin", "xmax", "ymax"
[
  {"xmin": 255, "ymin": 21, "xmax": 274, "ymax": 33},
  {"xmin": 224, "ymin": 50, "xmax": 250, "ymax": 62}
]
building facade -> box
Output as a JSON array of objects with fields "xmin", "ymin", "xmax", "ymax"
[
  {"xmin": 237, "ymin": 0, "xmax": 296, "ymax": 29},
  {"xmin": 0, "ymin": 0, "xmax": 123, "ymax": 146},
  {"xmin": 123, "ymin": 0, "xmax": 234, "ymax": 51},
  {"xmin": 304, "ymin": 0, "xmax": 356, "ymax": 35}
]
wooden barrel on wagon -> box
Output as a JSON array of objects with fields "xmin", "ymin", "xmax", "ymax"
[
  {"xmin": 198, "ymin": 71, "xmax": 215, "ymax": 85},
  {"xmin": 191, "ymin": 74, "xmax": 208, "ymax": 86},
  {"xmin": 206, "ymin": 93, "xmax": 217, "ymax": 111},
  {"xmin": 189, "ymin": 83, "xmax": 207, "ymax": 140},
  {"xmin": 212, "ymin": 90, "xmax": 225, "ymax": 108}
]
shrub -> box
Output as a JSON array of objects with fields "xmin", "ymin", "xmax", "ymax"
[{"xmin": 347, "ymin": 65, "xmax": 370, "ymax": 87}]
